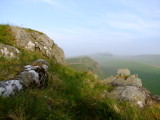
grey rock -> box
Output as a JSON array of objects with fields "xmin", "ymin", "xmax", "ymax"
[
  {"xmin": 104, "ymin": 74, "xmax": 142, "ymax": 87},
  {"xmin": 0, "ymin": 43, "xmax": 20, "ymax": 58},
  {"xmin": 111, "ymin": 75, "xmax": 142, "ymax": 87},
  {"xmin": 117, "ymin": 68, "xmax": 130, "ymax": 77},
  {"xmin": 108, "ymin": 86, "xmax": 146, "ymax": 107},
  {"xmin": 126, "ymin": 75, "xmax": 142, "ymax": 86},
  {"xmin": 102, "ymin": 76, "xmax": 117, "ymax": 84},
  {"xmin": 11, "ymin": 26, "xmax": 65, "ymax": 65},
  {"xmin": 0, "ymin": 80, "xmax": 23, "ymax": 97},
  {"xmin": 104, "ymin": 69, "xmax": 160, "ymax": 108},
  {"xmin": 17, "ymin": 59, "xmax": 49, "ymax": 88},
  {"xmin": 0, "ymin": 59, "xmax": 49, "ymax": 97}
]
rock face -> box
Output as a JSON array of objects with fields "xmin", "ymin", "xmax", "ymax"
[
  {"xmin": 103, "ymin": 69, "xmax": 160, "ymax": 108},
  {"xmin": 0, "ymin": 59, "xmax": 49, "ymax": 97},
  {"xmin": 0, "ymin": 43, "xmax": 20, "ymax": 58},
  {"xmin": 11, "ymin": 26, "xmax": 65, "ymax": 65}
]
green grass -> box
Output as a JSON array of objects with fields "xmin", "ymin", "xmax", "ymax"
[
  {"xmin": 0, "ymin": 24, "xmax": 16, "ymax": 45},
  {"xmin": 0, "ymin": 24, "xmax": 44, "ymax": 47},
  {"xmin": 91, "ymin": 55, "xmax": 160, "ymax": 95},
  {"xmin": 23, "ymin": 28, "xmax": 44, "ymax": 35},
  {"xmin": 0, "ymin": 24, "xmax": 160, "ymax": 119},
  {"xmin": 0, "ymin": 51, "xmax": 116, "ymax": 120},
  {"xmin": 0, "ymin": 50, "xmax": 159, "ymax": 120}
]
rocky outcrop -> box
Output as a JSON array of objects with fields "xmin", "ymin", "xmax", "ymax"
[
  {"xmin": 102, "ymin": 69, "xmax": 160, "ymax": 108},
  {"xmin": 0, "ymin": 43, "xmax": 20, "ymax": 58},
  {"xmin": 0, "ymin": 59, "xmax": 49, "ymax": 97},
  {"xmin": 117, "ymin": 68, "xmax": 130, "ymax": 77},
  {"xmin": 11, "ymin": 26, "xmax": 65, "ymax": 65}
]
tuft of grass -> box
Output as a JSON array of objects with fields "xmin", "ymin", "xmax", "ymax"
[
  {"xmin": 23, "ymin": 28, "xmax": 44, "ymax": 35},
  {"xmin": 0, "ymin": 24, "xmax": 16, "ymax": 46}
]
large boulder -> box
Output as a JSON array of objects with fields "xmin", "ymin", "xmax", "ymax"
[
  {"xmin": 103, "ymin": 69, "xmax": 160, "ymax": 108},
  {"xmin": 0, "ymin": 43, "xmax": 20, "ymax": 58},
  {"xmin": 11, "ymin": 26, "xmax": 65, "ymax": 65},
  {"xmin": 107, "ymin": 86, "xmax": 147, "ymax": 107}
]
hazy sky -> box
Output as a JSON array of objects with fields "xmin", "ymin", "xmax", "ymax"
[{"xmin": 1, "ymin": 0, "xmax": 160, "ymax": 57}]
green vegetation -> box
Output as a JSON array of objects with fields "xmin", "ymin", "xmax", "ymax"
[
  {"xmin": 0, "ymin": 24, "xmax": 43, "ymax": 47},
  {"xmin": 91, "ymin": 54, "xmax": 160, "ymax": 95},
  {"xmin": 66, "ymin": 57, "xmax": 106, "ymax": 79},
  {"xmin": 23, "ymin": 28, "xmax": 44, "ymax": 35},
  {"xmin": 0, "ymin": 51, "xmax": 160, "ymax": 120},
  {"xmin": 0, "ymin": 24, "xmax": 16, "ymax": 45},
  {"xmin": 0, "ymin": 24, "xmax": 160, "ymax": 119}
]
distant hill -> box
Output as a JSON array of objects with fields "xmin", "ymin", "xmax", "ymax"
[
  {"xmin": 90, "ymin": 53, "xmax": 160, "ymax": 95},
  {"xmin": 66, "ymin": 57, "xmax": 106, "ymax": 79}
]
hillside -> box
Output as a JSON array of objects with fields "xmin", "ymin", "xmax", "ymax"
[
  {"xmin": 66, "ymin": 57, "xmax": 106, "ymax": 79},
  {"xmin": 0, "ymin": 24, "xmax": 160, "ymax": 120},
  {"xmin": 90, "ymin": 54, "xmax": 160, "ymax": 95}
]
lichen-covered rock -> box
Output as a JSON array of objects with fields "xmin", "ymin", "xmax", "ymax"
[
  {"xmin": 0, "ymin": 43, "xmax": 20, "ymax": 58},
  {"xmin": 17, "ymin": 59, "xmax": 49, "ymax": 88},
  {"xmin": 101, "ymin": 76, "xmax": 117, "ymax": 84},
  {"xmin": 103, "ymin": 69, "xmax": 160, "ymax": 108},
  {"xmin": 107, "ymin": 86, "xmax": 146, "ymax": 107},
  {"xmin": 11, "ymin": 26, "xmax": 65, "ymax": 65},
  {"xmin": 103, "ymin": 74, "xmax": 142, "ymax": 87},
  {"xmin": 110, "ymin": 75, "xmax": 142, "ymax": 87},
  {"xmin": 0, "ymin": 59, "xmax": 49, "ymax": 97},
  {"xmin": 0, "ymin": 80, "xmax": 23, "ymax": 97},
  {"xmin": 126, "ymin": 75, "xmax": 142, "ymax": 86}
]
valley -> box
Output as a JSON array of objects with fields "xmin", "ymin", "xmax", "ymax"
[{"xmin": 67, "ymin": 54, "xmax": 160, "ymax": 95}]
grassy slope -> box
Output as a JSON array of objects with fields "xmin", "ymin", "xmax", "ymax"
[
  {"xmin": 91, "ymin": 54, "xmax": 160, "ymax": 95},
  {"xmin": 0, "ymin": 24, "xmax": 160, "ymax": 120},
  {"xmin": 1, "ymin": 51, "xmax": 160, "ymax": 120}
]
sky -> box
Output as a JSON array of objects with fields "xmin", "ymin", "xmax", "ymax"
[{"xmin": 0, "ymin": 0, "xmax": 160, "ymax": 57}]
